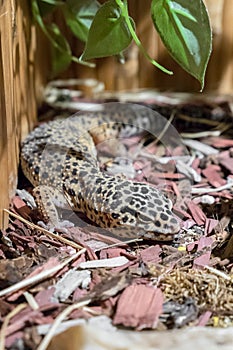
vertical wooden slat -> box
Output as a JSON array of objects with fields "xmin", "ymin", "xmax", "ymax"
[
  {"xmin": 213, "ymin": 0, "xmax": 233, "ymax": 93},
  {"xmin": 131, "ymin": 1, "xmax": 158, "ymax": 88},
  {"xmin": 0, "ymin": 0, "xmax": 43, "ymax": 228},
  {"xmin": 0, "ymin": 0, "xmax": 16, "ymax": 228}
]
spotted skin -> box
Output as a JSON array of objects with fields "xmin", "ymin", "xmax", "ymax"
[{"xmin": 21, "ymin": 105, "xmax": 180, "ymax": 240}]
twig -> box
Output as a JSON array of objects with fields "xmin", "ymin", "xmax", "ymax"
[
  {"xmin": 4, "ymin": 209, "xmax": 83, "ymax": 250},
  {"xmin": 204, "ymin": 265, "xmax": 231, "ymax": 281},
  {"xmin": 191, "ymin": 180, "xmax": 233, "ymax": 194},
  {"xmin": 155, "ymin": 111, "xmax": 175, "ymax": 145},
  {"xmin": 0, "ymin": 249, "xmax": 86, "ymax": 298},
  {"xmin": 134, "ymin": 111, "xmax": 176, "ymax": 159},
  {"xmin": 95, "ymin": 237, "xmax": 143, "ymax": 252},
  {"xmin": 0, "ymin": 303, "xmax": 27, "ymax": 350},
  {"xmin": 37, "ymin": 299, "xmax": 91, "ymax": 350},
  {"xmin": 180, "ymin": 130, "xmax": 221, "ymax": 138},
  {"xmin": 23, "ymin": 291, "xmax": 39, "ymax": 310}
]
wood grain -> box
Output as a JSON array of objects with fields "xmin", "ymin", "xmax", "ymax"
[{"xmin": 0, "ymin": 0, "xmax": 45, "ymax": 228}]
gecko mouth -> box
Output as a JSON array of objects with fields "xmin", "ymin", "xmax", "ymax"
[{"xmin": 140, "ymin": 231, "xmax": 175, "ymax": 241}]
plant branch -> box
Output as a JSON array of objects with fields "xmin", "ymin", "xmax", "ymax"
[{"xmin": 115, "ymin": 0, "xmax": 173, "ymax": 75}]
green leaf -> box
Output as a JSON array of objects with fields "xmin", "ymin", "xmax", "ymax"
[
  {"xmin": 151, "ymin": 0, "xmax": 212, "ymax": 89},
  {"xmin": 64, "ymin": 0, "xmax": 100, "ymax": 42},
  {"xmin": 81, "ymin": 0, "xmax": 133, "ymax": 60},
  {"xmin": 115, "ymin": 0, "xmax": 173, "ymax": 74},
  {"xmin": 37, "ymin": 0, "xmax": 63, "ymax": 17},
  {"xmin": 48, "ymin": 23, "xmax": 72, "ymax": 75},
  {"xmin": 32, "ymin": 0, "xmax": 72, "ymax": 74},
  {"xmin": 40, "ymin": 0, "xmax": 65, "ymax": 5},
  {"xmin": 32, "ymin": 0, "xmax": 95, "ymax": 75},
  {"xmin": 32, "ymin": 0, "xmax": 56, "ymax": 37}
]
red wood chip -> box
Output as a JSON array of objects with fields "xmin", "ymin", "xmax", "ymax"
[
  {"xmin": 187, "ymin": 242, "xmax": 196, "ymax": 252},
  {"xmin": 204, "ymin": 218, "xmax": 219, "ymax": 235},
  {"xmin": 197, "ymin": 311, "xmax": 212, "ymax": 326},
  {"xmin": 191, "ymin": 157, "xmax": 200, "ymax": 171},
  {"xmin": 197, "ymin": 236, "xmax": 213, "ymax": 250},
  {"xmin": 182, "ymin": 219, "xmax": 196, "ymax": 230},
  {"xmin": 99, "ymin": 247, "xmax": 136, "ymax": 261},
  {"xmin": 169, "ymin": 145, "xmax": 185, "ymax": 156},
  {"xmin": 113, "ymin": 284, "xmax": 163, "ymax": 330},
  {"xmin": 6, "ymin": 332, "xmax": 24, "ymax": 349},
  {"xmin": 12, "ymin": 196, "xmax": 27, "ymax": 209},
  {"xmin": 12, "ymin": 196, "xmax": 32, "ymax": 218},
  {"xmin": 194, "ymin": 237, "xmax": 213, "ymax": 267},
  {"xmin": 151, "ymin": 172, "xmax": 185, "ymax": 179},
  {"xmin": 171, "ymin": 181, "xmax": 180, "ymax": 197},
  {"xmin": 111, "ymin": 259, "xmax": 139, "ymax": 273},
  {"xmin": 187, "ymin": 201, "xmax": 207, "ymax": 226},
  {"xmin": 202, "ymin": 164, "xmax": 226, "ymax": 187},
  {"xmin": 7, "ymin": 308, "xmax": 53, "ymax": 336},
  {"xmin": 219, "ymin": 156, "xmax": 233, "ymax": 173},
  {"xmin": 207, "ymin": 137, "xmax": 233, "ymax": 148},
  {"xmin": 34, "ymin": 287, "xmax": 57, "ymax": 307},
  {"xmin": 140, "ymin": 245, "xmax": 161, "ymax": 265},
  {"xmin": 72, "ymin": 287, "xmax": 89, "ymax": 301},
  {"xmin": 173, "ymin": 207, "xmax": 192, "ymax": 220},
  {"xmin": 7, "ymin": 257, "xmax": 62, "ymax": 302}
]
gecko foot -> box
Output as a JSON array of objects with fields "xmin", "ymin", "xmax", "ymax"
[{"xmin": 37, "ymin": 219, "xmax": 74, "ymax": 234}]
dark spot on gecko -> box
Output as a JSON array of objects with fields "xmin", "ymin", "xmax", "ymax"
[
  {"xmin": 154, "ymin": 220, "xmax": 161, "ymax": 227},
  {"xmin": 34, "ymin": 166, "xmax": 40, "ymax": 174},
  {"xmin": 160, "ymin": 213, "xmax": 168, "ymax": 221},
  {"xmin": 70, "ymin": 178, "xmax": 78, "ymax": 184},
  {"xmin": 154, "ymin": 199, "xmax": 163, "ymax": 206},
  {"xmin": 120, "ymin": 206, "xmax": 137, "ymax": 217},
  {"xmin": 140, "ymin": 187, "xmax": 149, "ymax": 194},
  {"xmin": 138, "ymin": 214, "xmax": 151, "ymax": 222},
  {"xmin": 68, "ymin": 188, "xmax": 76, "ymax": 197}
]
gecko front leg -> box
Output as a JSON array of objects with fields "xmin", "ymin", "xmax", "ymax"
[{"xmin": 33, "ymin": 185, "xmax": 74, "ymax": 231}]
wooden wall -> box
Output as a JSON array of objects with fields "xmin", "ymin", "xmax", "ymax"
[{"xmin": 0, "ymin": 0, "xmax": 46, "ymax": 228}]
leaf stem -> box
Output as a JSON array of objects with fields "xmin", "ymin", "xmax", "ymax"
[{"xmin": 115, "ymin": 0, "xmax": 173, "ymax": 75}]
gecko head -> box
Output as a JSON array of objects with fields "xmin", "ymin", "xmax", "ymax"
[{"xmin": 99, "ymin": 180, "xmax": 180, "ymax": 241}]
